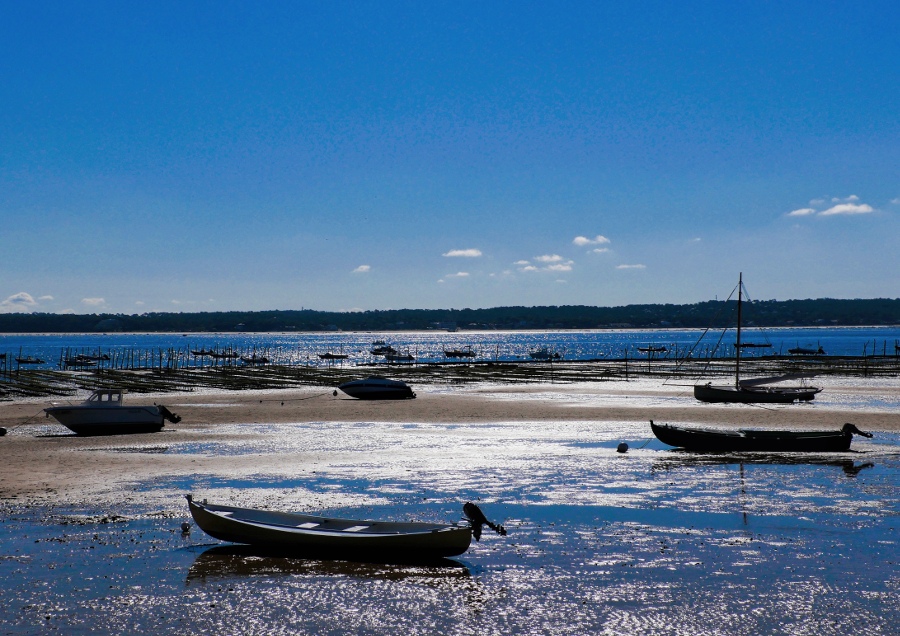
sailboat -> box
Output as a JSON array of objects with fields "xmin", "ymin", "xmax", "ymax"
[{"xmin": 693, "ymin": 273, "xmax": 822, "ymax": 404}]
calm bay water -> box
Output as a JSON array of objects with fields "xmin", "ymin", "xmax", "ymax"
[{"xmin": 2, "ymin": 326, "xmax": 900, "ymax": 368}]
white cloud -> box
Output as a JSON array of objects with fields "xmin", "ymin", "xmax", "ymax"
[
  {"xmin": 0, "ymin": 292, "xmax": 38, "ymax": 313},
  {"xmin": 443, "ymin": 249, "xmax": 482, "ymax": 258},
  {"xmin": 513, "ymin": 260, "xmax": 531, "ymax": 266},
  {"xmin": 535, "ymin": 254, "xmax": 564, "ymax": 262},
  {"xmin": 819, "ymin": 203, "xmax": 874, "ymax": 216},
  {"xmin": 847, "ymin": 195, "xmax": 860, "ymax": 201},
  {"xmin": 171, "ymin": 300, "xmax": 181, "ymax": 304},
  {"xmin": 547, "ymin": 263, "xmax": 573, "ymax": 271},
  {"xmin": 691, "ymin": 238, "xmax": 701, "ymax": 242},
  {"xmin": 787, "ymin": 208, "xmax": 816, "ymax": 217},
  {"xmin": 135, "ymin": 301, "xmax": 145, "ymax": 305},
  {"xmin": 616, "ymin": 264, "xmax": 646, "ymax": 270},
  {"xmin": 573, "ymin": 235, "xmax": 610, "ymax": 246},
  {"xmin": 81, "ymin": 297, "xmax": 105, "ymax": 306},
  {"xmin": 59, "ymin": 308, "xmax": 75, "ymax": 314},
  {"xmin": 809, "ymin": 198, "xmax": 825, "ymax": 205},
  {"xmin": 519, "ymin": 265, "xmax": 538, "ymax": 272},
  {"xmin": 502, "ymin": 270, "xmax": 511, "ymax": 275},
  {"xmin": 555, "ymin": 279, "xmax": 567, "ymax": 283},
  {"xmin": 591, "ymin": 248, "xmax": 610, "ymax": 253},
  {"xmin": 352, "ymin": 265, "xmax": 371, "ymax": 273},
  {"xmin": 438, "ymin": 279, "xmax": 445, "ymax": 283},
  {"xmin": 38, "ymin": 295, "xmax": 53, "ymax": 300},
  {"xmin": 447, "ymin": 272, "xmax": 470, "ymax": 277},
  {"xmin": 891, "ymin": 198, "xmax": 900, "ymax": 205}
]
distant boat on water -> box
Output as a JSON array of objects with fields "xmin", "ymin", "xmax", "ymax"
[
  {"xmin": 529, "ymin": 347, "xmax": 561, "ymax": 360},
  {"xmin": 319, "ymin": 352, "xmax": 349, "ymax": 360},
  {"xmin": 385, "ymin": 352, "xmax": 415, "ymax": 363},
  {"xmin": 443, "ymin": 347, "xmax": 475, "ymax": 359},
  {"xmin": 637, "ymin": 345, "xmax": 667, "ymax": 354},
  {"xmin": 241, "ymin": 355, "xmax": 269, "ymax": 364},
  {"xmin": 370, "ymin": 345, "xmax": 397, "ymax": 356},
  {"xmin": 15, "ymin": 356, "xmax": 45, "ymax": 364},
  {"xmin": 788, "ymin": 344, "xmax": 825, "ymax": 355}
]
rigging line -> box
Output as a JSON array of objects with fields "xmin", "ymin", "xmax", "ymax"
[
  {"xmin": 665, "ymin": 282, "xmax": 739, "ymax": 384},
  {"xmin": 6, "ymin": 407, "xmax": 50, "ymax": 431},
  {"xmin": 739, "ymin": 280, "xmax": 775, "ymax": 349},
  {"xmin": 255, "ymin": 392, "xmax": 333, "ymax": 403}
]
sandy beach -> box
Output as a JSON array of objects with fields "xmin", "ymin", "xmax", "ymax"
[{"xmin": 2, "ymin": 380, "xmax": 899, "ymax": 504}]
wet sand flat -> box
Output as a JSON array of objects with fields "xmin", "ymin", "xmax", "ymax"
[{"xmin": 1, "ymin": 383, "xmax": 899, "ymax": 634}]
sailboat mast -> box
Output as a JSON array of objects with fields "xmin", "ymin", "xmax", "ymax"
[{"xmin": 735, "ymin": 272, "xmax": 743, "ymax": 389}]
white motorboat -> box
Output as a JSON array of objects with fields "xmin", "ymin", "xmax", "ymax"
[
  {"xmin": 44, "ymin": 389, "xmax": 181, "ymax": 436},
  {"xmin": 336, "ymin": 377, "xmax": 416, "ymax": 400}
]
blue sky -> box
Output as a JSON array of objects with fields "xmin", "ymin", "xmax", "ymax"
[{"xmin": 2, "ymin": 1, "xmax": 898, "ymax": 314}]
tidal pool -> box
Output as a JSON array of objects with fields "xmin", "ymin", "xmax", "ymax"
[{"xmin": 2, "ymin": 420, "xmax": 899, "ymax": 634}]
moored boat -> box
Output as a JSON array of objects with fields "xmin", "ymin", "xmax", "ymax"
[
  {"xmin": 185, "ymin": 496, "xmax": 505, "ymax": 559},
  {"xmin": 15, "ymin": 356, "xmax": 46, "ymax": 364},
  {"xmin": 694, "ymin": 274, "xmax": 821, "ymax": 403},
  {"xmin": 44, "ymin": 389, "xmax": 181, "ymax": 436},
  {"xmin": 650, "ymin": 420, "xmax": 872, "ymax": 452},
  {"xmin": 318, "ymin": 352, "xmax": 349, "ymax": 360},
  {"xmin": 337, "ymin": 376, "xmax": 416, "ymax": 400}
]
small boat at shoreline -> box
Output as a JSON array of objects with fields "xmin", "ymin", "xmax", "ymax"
[
  {"xmin": 637, "ymin": 346, "xmax": 667, "ymax": 354},
  {"xmin": 370, "ymin": 345, "xmax": 397, "ymax": 356},
  {"xmin": 185, "ymin": 496, "xmax": 505, "ymax": 559},
  {"xmin": 337, "ymin": 376, "xmax": 416, "ymax": 400},
  {"xmin": 650, "ymin": 420, "xmax": 872, "ymax": 452},
  {"xmin": 44, "ymin": 389, "xmax": 181, "ymax": 436}
]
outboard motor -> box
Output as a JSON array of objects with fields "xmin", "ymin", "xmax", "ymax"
[
  {"xmin": 842, "ymin": 423, "xmax": 873, "ymax": 439},
  {"xmin": 463, "ymin": 502, "xmax": 507, "ymax": 541},
  {"xmin": 157, "ymin": 405, "xmax": 182, "ymax": 424}
]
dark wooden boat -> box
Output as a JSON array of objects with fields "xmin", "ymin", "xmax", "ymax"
[
  {"xmin": 318, "ymin": 352, "xmax": 349, "ymax": 360},
  {"xmin": 637, "ymin": 346, "xmax": 667, "ymax": 353},
  {"xmin": 650, "ymin": 420, "xmax": 872, "ymax": 452},
  {"xmin": 185, "ymin": 497, "xmax": 504, "ymax": 559}
]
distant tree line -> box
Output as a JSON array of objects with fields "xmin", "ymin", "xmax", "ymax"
[{"xmin": 1, "ymin": 298, "xmax": 900, "ymax": 333}]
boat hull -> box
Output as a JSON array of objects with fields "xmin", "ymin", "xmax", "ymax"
[
  {"xmin": 651, "ymin": 421, "xmax": 856, "ymax": 452},
  {"xmin": 338, "ymin": 378, "xmax": 416, "ymax": 400},
  {"xmin": 694, "ymin": 383, "xmax": 820, "ymax": 404},
  {"xmin": 44, "ymin": 406, "xmax": 165, "ymax": 436},
  {"xmin": 188, "ymin": 499, "xmax": 472, "ymax": 559}
]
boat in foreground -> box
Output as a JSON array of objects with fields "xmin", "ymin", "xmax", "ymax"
[
  {"xmin": 186, "ymin": 496, "xmax": 505, "ymax": 559},
  {"xmin": 44, "ymin": 389, "xmax": 181, "ymax": 436},
  {"xmin": 337, "ymin": 376, "xmax": 416, "ymax": 400},
  {"xmin": 650, "ymin": 420, "xmax": 872, "ymax": 452}
]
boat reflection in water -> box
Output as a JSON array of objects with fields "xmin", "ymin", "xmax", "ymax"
[
  {"xmin": 651, "ymin": 454, "xmax": 875, "ymax": 477},
  {"xmin": 186, "ymin": 544, "xmax": 470, "ymax": 585}
]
